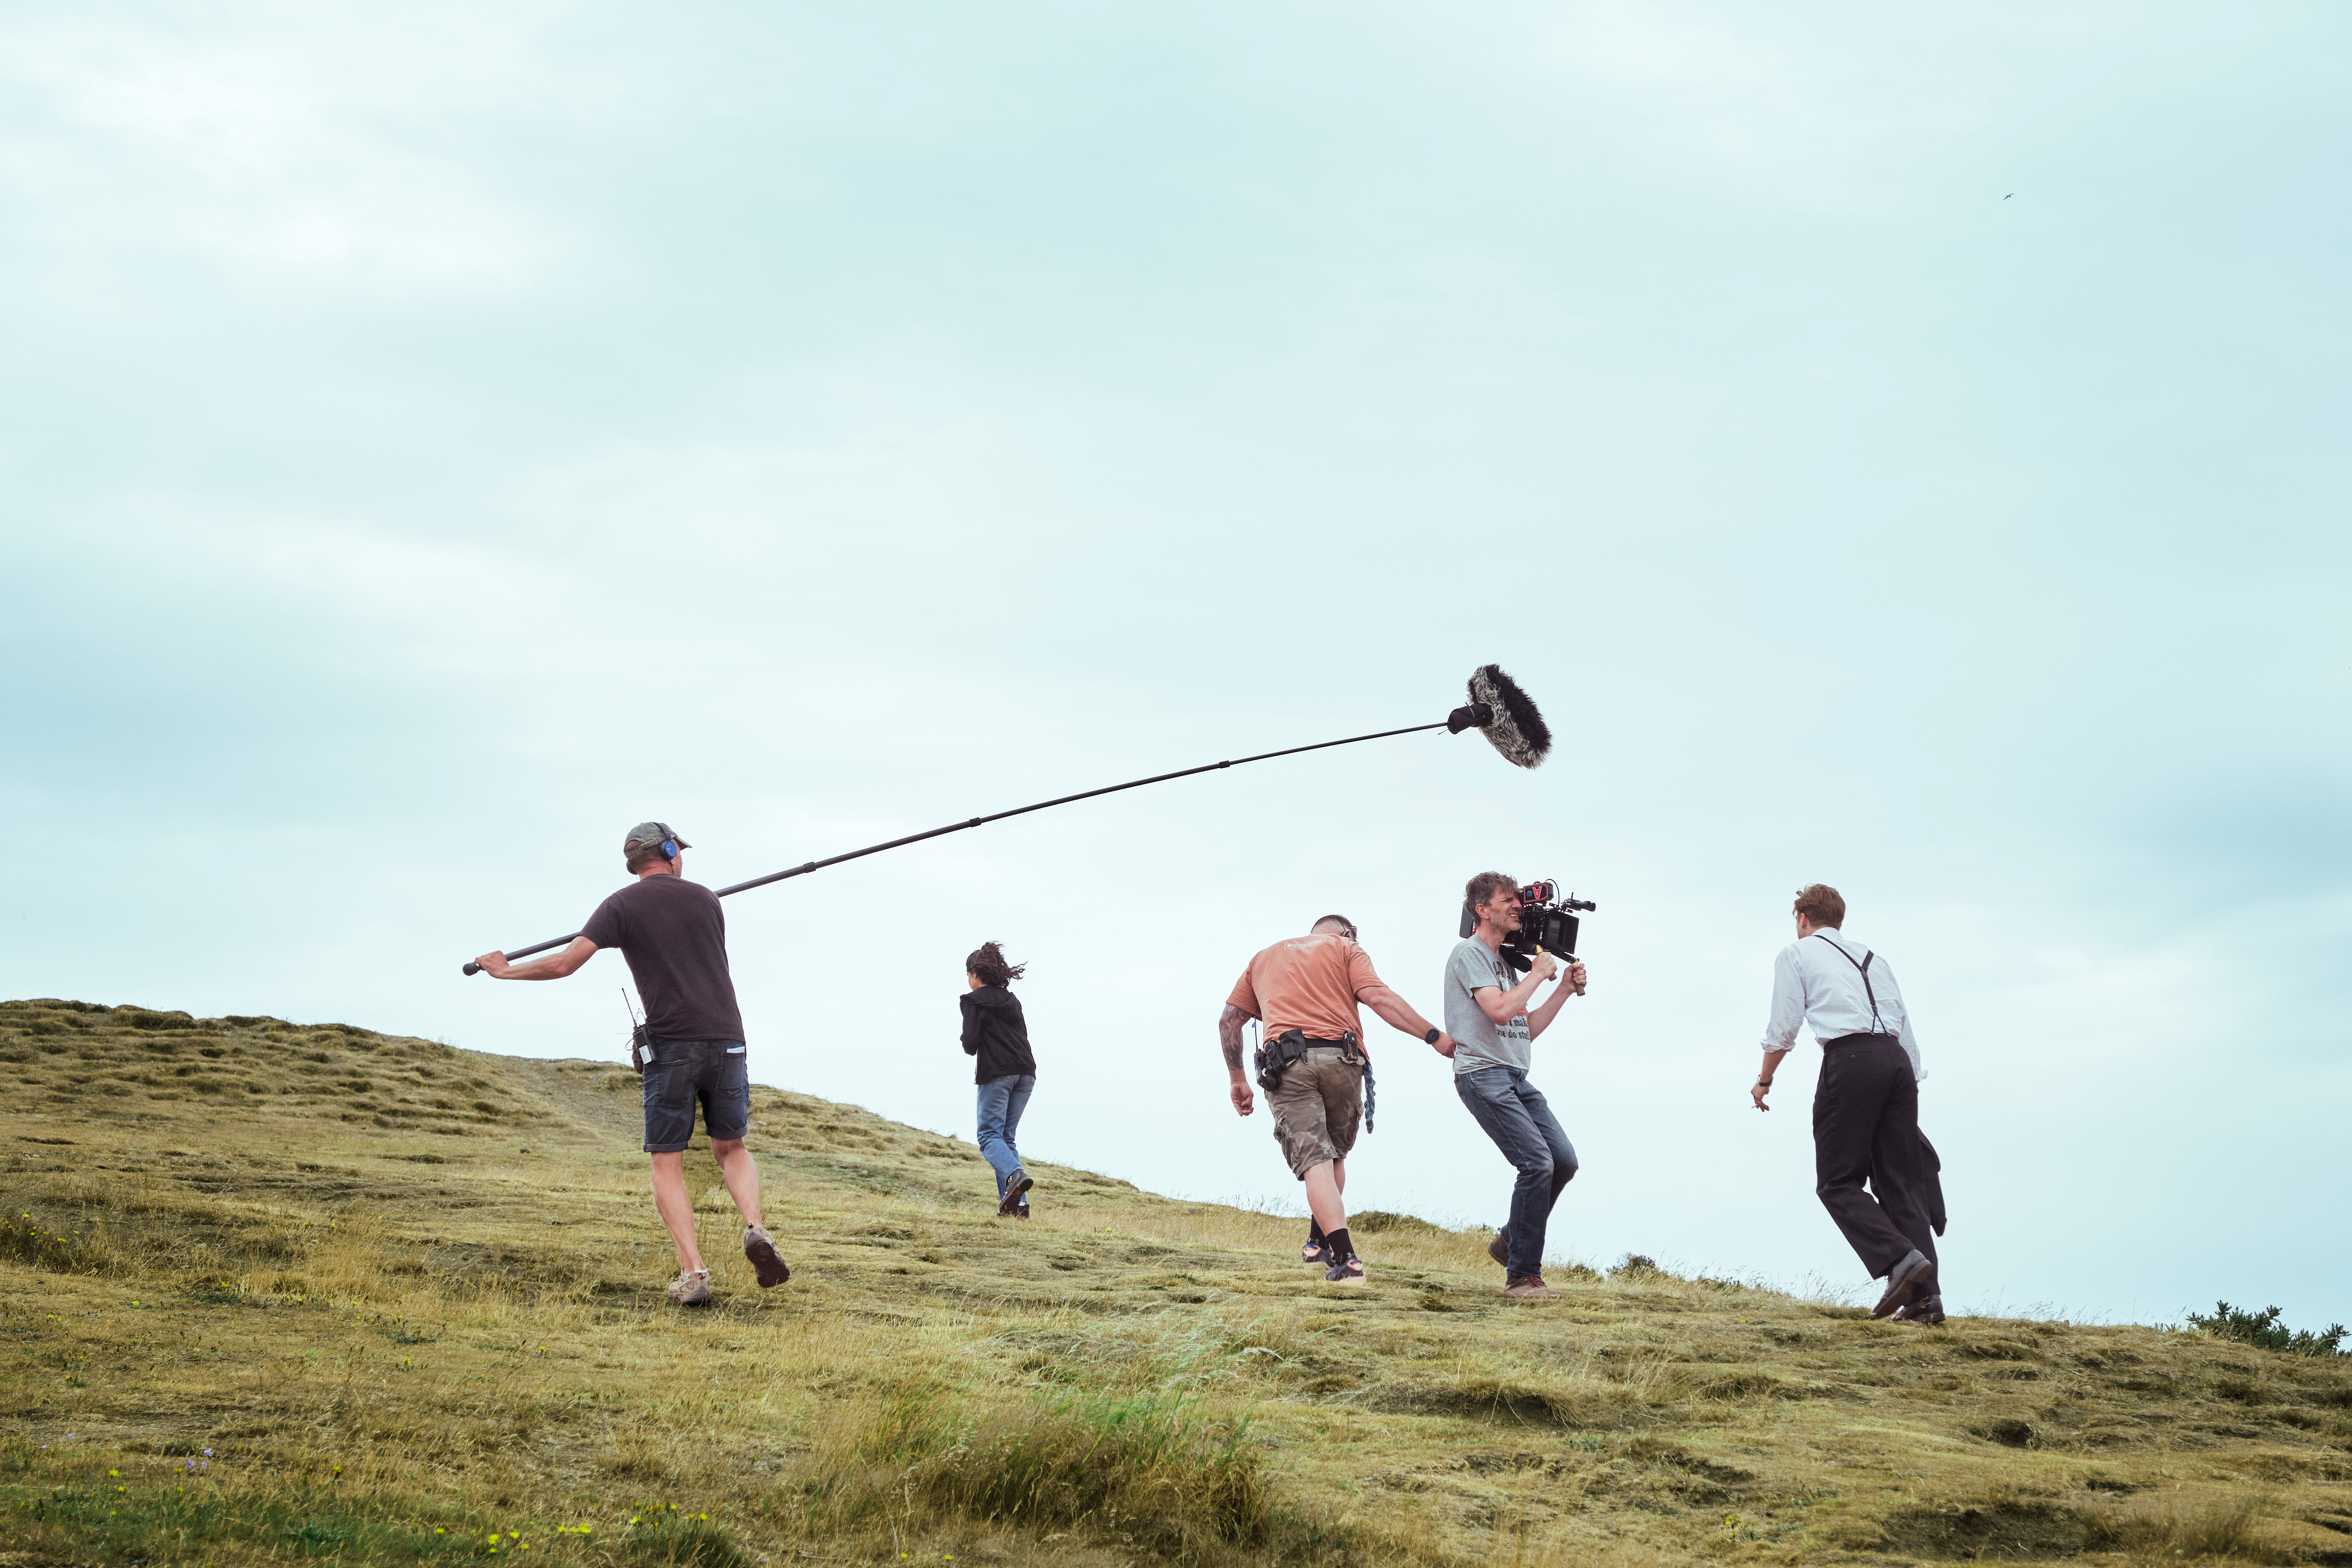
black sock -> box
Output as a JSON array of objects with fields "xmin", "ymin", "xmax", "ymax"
[
  {"xmin": 1307, "ymin": 1219, "xmax": 1326, "ymax": 1245},
  {"xmin": 1327, "ymin": 1228, "xmax": 1353, "ymax": 1264}
]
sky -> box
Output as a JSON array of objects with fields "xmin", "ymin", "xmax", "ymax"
[{"xmin": 2, "ymin": 1, "xmax": 2346, "ymax": 1329}]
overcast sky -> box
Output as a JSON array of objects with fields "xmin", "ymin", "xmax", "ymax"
[{"xmin": 3, "ymin": 1, "xmax": 2345, "ymax": 1329}]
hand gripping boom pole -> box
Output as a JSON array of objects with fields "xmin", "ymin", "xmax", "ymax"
[{"xmin": 461, "ymin": 664, "xmax": 1548, "ymax": 975}]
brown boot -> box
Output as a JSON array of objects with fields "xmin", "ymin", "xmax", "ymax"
[
  {"xmin": 1504, "ymin": 1274, "xmax": 1555, "ymax": 1300},
  {"xmin": 996, "ymin": 1168, "xmax": 1034, "ymax": 1217},
  {"xmin": 1488, "ymin": 1231, "xmax": 1510, "ymax": 1269}
]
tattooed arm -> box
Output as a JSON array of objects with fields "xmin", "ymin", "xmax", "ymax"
[{"xmin": 1220, "ymin": 1003, "xmax": 1256, "ymax": 1117}]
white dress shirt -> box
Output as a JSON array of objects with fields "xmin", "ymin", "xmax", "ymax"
[{"xmin": 1760, "ymin": 928, "xmax": 1924, "ymax": 1080}]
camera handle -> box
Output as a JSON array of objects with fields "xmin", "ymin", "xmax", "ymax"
[{"xmin": 1532, "ymin": 946, "xmax": 1587, "ymax": 996}]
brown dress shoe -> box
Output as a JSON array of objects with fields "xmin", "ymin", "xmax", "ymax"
[
  {"xmin": 1872, "ymin": 1250, "xmax": 1936, "ymax": 1319},
  {"xmin": 1488, "ymin": 1232, "xmax": 1510, "ymax": 1269},
  {"xmin": 1894, "ymin": 1293, "xmax": 1946, "ymax": 1325},
  {"xmin": 1504, "ymin": 1275, "xmax": 1555, "ymax": 1300}
]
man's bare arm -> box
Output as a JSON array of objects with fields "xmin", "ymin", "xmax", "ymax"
[
  {"xmin": 1219, "ymin": 1003, "xmax": 1251, "ymax": 1070},
  {"xmin": 1472, "ymin": 956, "xmax": 1553, "ymax": 1025},
  {"xmin": 1356, "ymin": 984, "xmax": 1455, "ymax": 1058},
  {"xmin": 1525, "ymin": 961, "xmax": 1586, "ymax": 1041},
  {"xmin": 1219, "ymin": 1004, "xmax": 1256, "ymax": 1117},
  {"xmin": 475, "ymin": 935, "xmax": 599, "ymax": 980}
]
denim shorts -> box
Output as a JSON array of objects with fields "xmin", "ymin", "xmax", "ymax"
[{"xmin": 641, "ymin": 1039, "xmax": 750, "ymax": 1154}]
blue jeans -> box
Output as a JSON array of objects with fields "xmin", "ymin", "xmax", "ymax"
[
  {"xmin": 1455, "ymin": 1066, "xmax": 1577, "ymax": 1278},
  {"xmin": 976, "ymin": 1074, "xmax": 1036, "ymax": 1199}
]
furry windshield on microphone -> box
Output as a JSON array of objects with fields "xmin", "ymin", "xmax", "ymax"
[{"xmin": 1468, "ymin": 664, "xmax": 1551, "ymax": 768}]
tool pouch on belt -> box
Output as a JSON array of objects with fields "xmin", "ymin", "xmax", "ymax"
[
  {"xmin": 1257, "ymin": 1030, "xmax": 1369, "ymax": 1104},
  {"xmin": 1254, "ymin": 1029, "xmax": 1311, "ymax": 1093}
]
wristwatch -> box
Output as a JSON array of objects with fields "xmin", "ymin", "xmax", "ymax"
[{"xmin": 1425, "ymin": 1027, "xmax": 1442, "ymax": 1044}]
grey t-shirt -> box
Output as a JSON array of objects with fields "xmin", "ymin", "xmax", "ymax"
[{"xmin": 1444, "ymin": 937, "xmax": 1530, "ymax": 1075}]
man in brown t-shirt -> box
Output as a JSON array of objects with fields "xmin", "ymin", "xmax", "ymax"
[{"xmin": 1220, "ymin": 915, "xmax": 1456, "ymax": 1284}]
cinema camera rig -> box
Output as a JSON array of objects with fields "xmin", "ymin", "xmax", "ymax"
[{"xmin": 1459, "ymin": 878, "xmax": 1598, "ymax": 977}]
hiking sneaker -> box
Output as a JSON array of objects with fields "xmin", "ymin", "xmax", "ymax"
[
  {"xmin": 1504, "ymin": 1274, "xmax": 1556, "ymax": 1300},
  {"xmin": 1872, "ymin": 1250, "xmax": 1937, "ymax": 1320},
  {"xmin": 744, "ymin": 1225, "xmax": 791, "ymax": 1288},
  {"xmin": 666, "ymin": 1268, "xmax": 712, "ymax": 1306},
  {"xmin": 1323, "ymin": 1254, "xmax": 1365, "ymax": 1285},
  {"xmin": 1894, "ymin": 1293, "xmax": 1947, "ymax": 1326},
  {"xmin": 1488, "ymin": 1231, "xmax": 1510, "ymax": 1269},
  {"xmin": 1302, "ymin": 1236, "xmax": 1330, "ymax": 1267},
  {"xmin": 996, "ymin": 1168, "xmax": 1035, "ymax": 1217}
]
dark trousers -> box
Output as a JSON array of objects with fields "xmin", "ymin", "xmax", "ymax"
[
  {"xmin": 1812, "ymin": 1033, "xmax": 1939, "ymax": 1282},
  {"xmin": 1455, "ymin": 1067, "xmax": 1577, "ymax": 1277}
]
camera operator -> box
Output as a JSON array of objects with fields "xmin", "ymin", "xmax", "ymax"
[
  {"xmin": 473, "ymin": 822, "xmax": 791, "ymax": 1307},
  {"xmin": 1753, "ymin": 884, "xmax": 1943, "ymax": 1324},
  {"xmin": 1445, "ymin": 873, "xmax": 1587, "ymax": 1301},
  {"xmin": 1220, "ymin": 915, "xmax": 1456, "ymax": 1285}
]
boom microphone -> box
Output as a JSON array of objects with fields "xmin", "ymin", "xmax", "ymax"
[{"xmin": 462, "ymin": 664, "xmax": 1552, "ymax": 974}]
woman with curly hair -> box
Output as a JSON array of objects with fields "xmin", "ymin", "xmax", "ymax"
[{"xmin": 960, "ymin": 940, "xmax": 1039, "ymax": 1217}]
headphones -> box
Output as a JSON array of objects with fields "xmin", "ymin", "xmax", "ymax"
[{"xmin": 654, "ymin": 822, "xmax": 680, "ymax": 861}]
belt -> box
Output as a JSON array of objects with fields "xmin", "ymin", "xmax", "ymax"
[{"xmin": 1821, "ymin": 1031, "xmax": 1902, "ymax": 1050}]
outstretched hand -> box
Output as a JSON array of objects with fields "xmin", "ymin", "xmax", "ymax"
[
  {"xmin": 474, "ymin": 951, "xmax": 512, "ymax": 979},
  {"xmin": 1230, "ymin": 1079, "xmax": 1256, "ymax": 1117}
]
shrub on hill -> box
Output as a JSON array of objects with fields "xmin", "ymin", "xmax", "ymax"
[{"xmin": 2187, "ymin": 1301, "xmax": 2346, "ymax": 1357}]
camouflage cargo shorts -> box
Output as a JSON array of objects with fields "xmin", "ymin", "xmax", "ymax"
[{"xmin": 1268, "ymin": 1045, "xmax": 1363, "ymax": 1179}]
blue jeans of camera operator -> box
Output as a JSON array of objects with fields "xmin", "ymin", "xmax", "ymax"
[{"xmin": 1454, "ymin": 1066, "xmax": 1578, "ymax": 1276}]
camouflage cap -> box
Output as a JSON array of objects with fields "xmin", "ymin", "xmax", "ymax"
[{"xmin": 623, "ymin": 821, "xmax": 692, "ymax": 851}]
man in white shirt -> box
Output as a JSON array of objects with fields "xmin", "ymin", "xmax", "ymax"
[{"xmin": 1753, "ymin": 883, "xmax": 1943, "ymax": 1325}]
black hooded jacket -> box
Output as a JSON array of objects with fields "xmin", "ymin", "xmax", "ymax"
[{"xmin": 959, "ymin": 985, "xmax": 1037, "ymax": 1084}]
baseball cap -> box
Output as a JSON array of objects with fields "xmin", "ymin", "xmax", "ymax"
[{"xmin": 624, "ymin": 821, "xmax": 692, "ymax": 851}]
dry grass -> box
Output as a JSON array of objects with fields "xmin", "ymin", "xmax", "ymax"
[{"xmin": 2, "ymin": 996, "xmax": 2349, "ymax": 1566}]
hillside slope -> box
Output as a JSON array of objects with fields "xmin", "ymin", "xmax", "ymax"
[{"xmin": 2, "ymin": 997, "xmax": 2348, "ymax": 1566}]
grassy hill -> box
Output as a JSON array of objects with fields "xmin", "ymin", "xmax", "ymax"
[{"xmin": 1, "ymin": 997, "xmax": 2347, "ymax": 1567}]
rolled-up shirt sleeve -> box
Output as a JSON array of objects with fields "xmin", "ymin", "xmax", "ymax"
[{"xmin": 1760, "ymin": 946, "xmax": 1805, "ymax": 1054}]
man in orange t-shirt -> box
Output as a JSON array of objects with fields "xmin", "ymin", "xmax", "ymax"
[{"xmin": 1221, "ymin": 915, "xmax": 1457, "ymax": 1285}]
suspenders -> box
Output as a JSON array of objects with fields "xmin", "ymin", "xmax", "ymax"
[{"xmin": 1813, "ymin": 934, "xmax": 1887, "ymax": 1035}]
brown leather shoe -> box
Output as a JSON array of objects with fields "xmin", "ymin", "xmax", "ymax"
[
  {"xmin": 1488, "ymin": 1232, "xmax": 1510, "ymax": 1269},
  {"xmin": 1504, "ymin": 1275, "xmax": 1555, "ymax": 1300},
  {"xmin": 1894, "ymin": 1293, "xmax": 1946, "ymax": 1325},
  {"xmin": 1872, "ymin": 1250, "xmax": 1936, "ymax": 1319}
]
